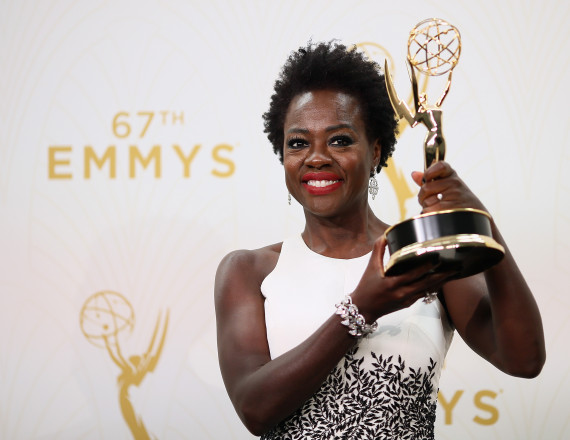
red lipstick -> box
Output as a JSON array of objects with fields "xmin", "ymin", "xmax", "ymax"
[{"xmin": 301, "ymin": 172, "xmax": 343, "ymax": 195}]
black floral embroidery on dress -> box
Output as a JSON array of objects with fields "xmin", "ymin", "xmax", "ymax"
[{"xmin": 261, "ymin": 347, "xmax": 438, "ymax": 440}]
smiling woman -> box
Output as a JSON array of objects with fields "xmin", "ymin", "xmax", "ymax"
[
  {"xmin": 214, "ymin": 41, "xmax": 545, "ymax": 439},
  {"xmin": 283, "ymin": 90, "xmax": 379, "ymax": 220}
]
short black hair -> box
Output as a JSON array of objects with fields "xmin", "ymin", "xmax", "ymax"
[{"xmin": 262, "ymin": 41, "xmax": 398, "ymax": 173}]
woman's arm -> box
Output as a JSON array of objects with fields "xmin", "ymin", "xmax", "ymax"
[
  {"xmin": 215, "ymin": 242, "xmax": 454, "ymax": 435},
  {"xmin": 412, "ymin": 161, "xmax": 546, "ymax": 377},
  {"xmin": 215, "ymin": 247, "xmax": 356, "ymax": 435}
]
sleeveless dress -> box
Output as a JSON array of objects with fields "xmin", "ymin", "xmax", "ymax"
[{"xmin": 260, "ymin": 235, "xmax": 454, "ymax": 440}]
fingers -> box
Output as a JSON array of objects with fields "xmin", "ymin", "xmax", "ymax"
[
  {"xmin": 411, "ymin": 162, "xmax": 454, "ymax": 211},
  {"xmin": 389, "ymin": 254, "xmax": 457, "ymax": 288},
  {"xmin": 386, "ymin": 265, "xmax": 455, "ymax": 310},
  {"xmin": 412, "ymin": 161, "xmax": 476, "ymax": 212},
  {"xmin": 411, "ymin": 171, "xmax": 424, "ymax": 187},
  {"xmin": 402, "ymin": 264, "xmax": 456, "ymax": 302},
  {"xmin": 418, "ymin": 179, "xmax": 454, "ymax": 209},
  {"xmin": 415, "ymin": 267, "xmax": 457, "ymax": 292},
  {"xmin": 355, "ymin": 246, "xmax": 457, "ymax": 318},
  {"xmin": 411, "ymin": 162, "xmax": 454, "ymax": 185},
  {"xmin": 423, "ymin": 161, "xmax": 454, "ymax": 182},
  {"xmin": 384, "ymin": 257, "xmax": 439, "ymax": 290}
]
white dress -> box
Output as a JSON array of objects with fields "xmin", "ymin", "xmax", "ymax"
[{"xmin": 260, "ymin": 235, "xmax": 454, "ymax": 440}]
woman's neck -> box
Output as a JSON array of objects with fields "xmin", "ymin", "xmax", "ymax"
[{"xmin": 301, "ymin": 206, "xmax": 387, "ymax": 259}]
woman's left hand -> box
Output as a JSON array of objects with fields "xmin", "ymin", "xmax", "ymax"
[
  {"xmin": 411, "ymin": 161, "xmax": 487, "ymax": 214},
  {"xmin": 411, "ymin": 161, "xmax": 545, "ymax": 379}
]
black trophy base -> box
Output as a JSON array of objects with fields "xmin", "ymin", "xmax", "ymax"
[{"xmin": 384, "ymin": 209, "xmax": 505, "ymax": 279}]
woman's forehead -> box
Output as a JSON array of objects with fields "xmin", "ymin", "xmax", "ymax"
[{"xmin": 284, "ymin": 90, "xmax": 364, "ymax": 128}]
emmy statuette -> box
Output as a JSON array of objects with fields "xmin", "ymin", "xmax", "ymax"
[{"xmin": 383, "ymin": 18, "xmax": 505, "ymax": 279}]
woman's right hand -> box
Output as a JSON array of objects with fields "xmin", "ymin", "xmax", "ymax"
[{"xmin": 351, "ymin": 235, "xmax": 455, "ymax": 322}]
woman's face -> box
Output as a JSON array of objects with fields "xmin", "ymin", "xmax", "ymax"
[{"xmin": 283, "ymin": 89, "xmax": 380, "ymax": 217}]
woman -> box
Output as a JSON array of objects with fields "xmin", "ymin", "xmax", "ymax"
[{"xmin": 214, "ymin": 41, "xmax": 545, "ymax": 439}]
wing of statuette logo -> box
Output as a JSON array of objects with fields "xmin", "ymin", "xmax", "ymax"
[
  {"xmin": 357, "ymin": 42, "xmax": 429, "ymax": 221},
  {"xmin": 80, "ymin": 291, "xmax": 169, "ymax": 440},
  {"xmin": 384, "ymin": 60, "xmax": 416, "ymax": 125}
]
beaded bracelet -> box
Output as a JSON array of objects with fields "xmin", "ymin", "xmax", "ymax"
[{"xmin": 335, "ymin": 295, "xmax": 378, "ymax": 338}]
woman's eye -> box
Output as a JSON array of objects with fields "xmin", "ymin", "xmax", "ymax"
[
  {"xmin": 287, "ymin": 138, "xmax": 307, "ymax": 149},
  {"xmin": 330, "ymin": 135, "xmax": 353, "ymax": 147}
]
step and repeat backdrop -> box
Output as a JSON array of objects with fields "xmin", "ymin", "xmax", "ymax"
[{"xmin": 1, "ymin": 0, "xmax": 569, "ymax": 438}]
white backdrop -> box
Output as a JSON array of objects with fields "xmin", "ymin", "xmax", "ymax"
[{"xmin": 1, "ymin": 0, "xmax": 569, "ymax": 438}]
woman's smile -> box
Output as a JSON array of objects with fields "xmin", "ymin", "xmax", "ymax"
[{"xmin": 302, "ymin": 172, "xmax": 343, "ymax": 194}]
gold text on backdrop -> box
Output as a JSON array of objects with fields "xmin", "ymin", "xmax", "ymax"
[{"xmin": 48, "ymin": 110, "xmax": 235, "ymax": 179}]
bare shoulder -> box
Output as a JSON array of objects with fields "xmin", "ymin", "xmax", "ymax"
[{"xmin": 215, "ymin": 242, "xmax": 283, "ymax": 301}]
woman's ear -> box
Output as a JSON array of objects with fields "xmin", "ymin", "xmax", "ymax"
[{"xmin": 372, "ymin": 139, "xmax": 382, "ymax": 171}]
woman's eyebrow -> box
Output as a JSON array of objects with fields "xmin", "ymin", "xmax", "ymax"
[
  {"xmin": 326, "ymin": 123, "xmax": 356, "ymax": 132},
  {"xmin": 286, "ymin": 127, "xmax": 310, "ymax": 135},
  {"xmin": 285, "ymin": 123, "xmax": 356, "ymax": 135}
]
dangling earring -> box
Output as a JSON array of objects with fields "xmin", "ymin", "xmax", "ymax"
[
  {"xmin": 368, "ymin": 174, "xmax": 379, "ymax": 200},
  {"xmin": 288, "ymin": 193, "xmax": 291, "ymax": 205}
]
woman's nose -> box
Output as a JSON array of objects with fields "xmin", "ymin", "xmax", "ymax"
[{"xmin": 305, "ymin": 142, "xmax": 332, "ymax": 168}]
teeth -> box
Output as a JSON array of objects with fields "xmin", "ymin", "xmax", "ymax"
[{"xmin": 307, "ymin": 180, "xmax": 339, "ymax": 187}]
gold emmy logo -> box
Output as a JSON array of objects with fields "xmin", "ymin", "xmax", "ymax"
[
  {"xmin": 357, "ymin": 42, "xmax": 429, "ymax": 220},
  {"xmin": 80, "ymin": 291, "xmax": 169, "ymax": 439}
]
